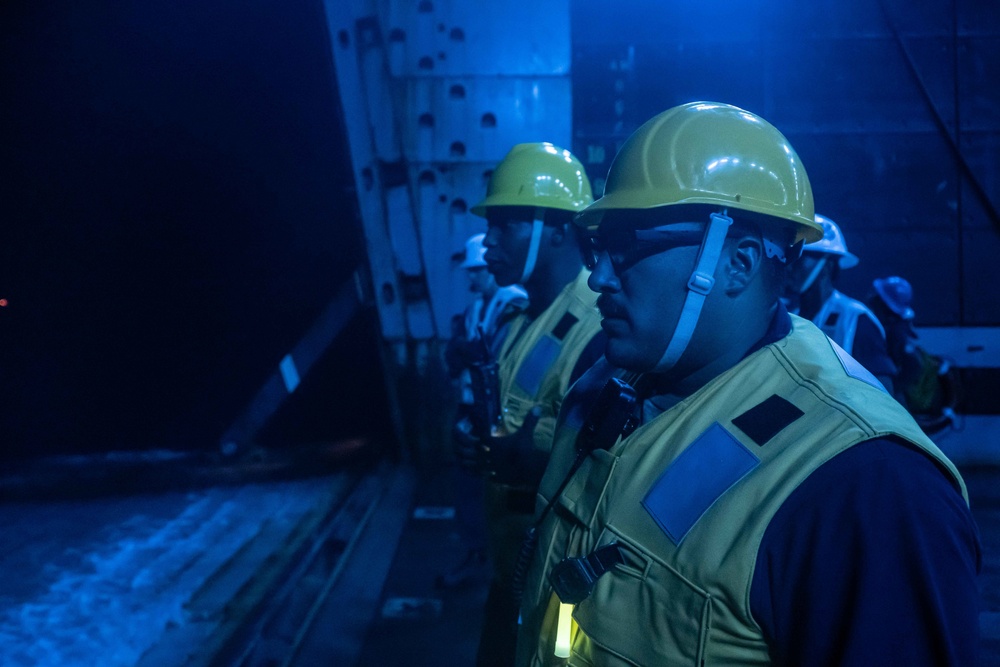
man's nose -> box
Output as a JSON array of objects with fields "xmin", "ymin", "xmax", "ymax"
[
  {"xmin": 588, "ymin": 252, "xmax": 621, "ymax": 294},
  {"xmin": 483, "ymin": 226, "xmax": 499, "ymax": 248}
]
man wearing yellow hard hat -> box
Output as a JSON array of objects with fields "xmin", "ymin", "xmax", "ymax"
[
  {"xmin": 466, "ymin": 142, "xmax": 605, "ymax": 667},
  {"xmin": 517, "ymin": 103, "xmax": 980, "ymax": 666}
]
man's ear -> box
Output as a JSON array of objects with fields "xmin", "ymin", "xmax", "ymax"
[
  {"xmin": 723, "ymin": 234, "xmax": 763, "ymax": 296},
  {"xmin": 548, "ymin": 224, "xmax": 566, "ymax": 247}
]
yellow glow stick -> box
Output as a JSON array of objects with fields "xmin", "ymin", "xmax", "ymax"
[{"xmin": 554, "ymin": 602, "xmax": 573, "ymax": 658}]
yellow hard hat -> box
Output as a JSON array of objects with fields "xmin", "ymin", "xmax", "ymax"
[
  {"xmin": 471, "ymin": 142, "xmax": 594, "ymax": 217},
  {"xmin": 576, "ymin": 102, "xmax": 822, "ymax": 243}
]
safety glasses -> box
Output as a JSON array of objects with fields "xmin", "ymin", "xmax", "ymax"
[{"xmin": 580, "ymin": 222, "xmax": 705, "ymax": 272}]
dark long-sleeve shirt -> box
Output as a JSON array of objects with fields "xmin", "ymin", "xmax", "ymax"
[{"xmin": 751, "ymin": 436, "xmax": 982, "ymax": 665}]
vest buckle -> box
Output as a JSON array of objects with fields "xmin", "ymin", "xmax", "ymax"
[{"xmin": 549, "ymin": 542, "xmax": 624, "ymax": 605}]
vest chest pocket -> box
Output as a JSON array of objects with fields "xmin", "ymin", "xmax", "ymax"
[
  {"xmin": 555, "ymin": 448, "xmax": 618, "ymax": 529},
  {"xmin": 571, "ymin": 536, "xmax": 712, "ymax": 666}
]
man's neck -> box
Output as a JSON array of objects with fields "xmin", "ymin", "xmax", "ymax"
[{"xmin": 799, "ymin": 280, "xmax": 833, "ymax": 320}]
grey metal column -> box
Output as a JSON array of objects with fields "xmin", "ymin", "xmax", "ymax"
[{"xmin": 323, "ymin": 0, "xmax": 573, "ymax": 460}]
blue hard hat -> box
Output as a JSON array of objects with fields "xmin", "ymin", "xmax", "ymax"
[{"xmin": 873, "ymin": 276, "xmax": 915, "ymax": 320}]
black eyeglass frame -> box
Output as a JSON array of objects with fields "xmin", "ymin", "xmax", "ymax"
[{"xmin": 578, "ymin": 221, "xmax": 706, "ymax": 272}]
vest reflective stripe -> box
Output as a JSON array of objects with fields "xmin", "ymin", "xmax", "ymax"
[
  {"xmin": 519, "ymin": 315, "xmax": 966, "ymax": 666},
  {"xmin": 497, "ymin": 269, "xmax": 602, "ymax": 450},
  {"xmin": 813, "ymin": 289, "xmax": 885, "ymax": 355}
]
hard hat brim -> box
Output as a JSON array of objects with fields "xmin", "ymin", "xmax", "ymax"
[
  {"xmin": 576, "ymin": 193, "xmax": 825, "ymax": 243},
  {"xmin": 839, "ymin": 252, "xmax": 859, "ymax": 269},
  {"xmin": 471, "ymin": 195, "xmax": 589, "ymax": 219}
]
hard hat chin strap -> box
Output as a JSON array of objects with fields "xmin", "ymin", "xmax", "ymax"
[
  {"xmin": 798, "ymin": 255, "xmax": 827, "ymax": 294},
  {"xmin": 519, "ymin": 208, "xmax": 546, "ymax": 284},
  {"xmin": 653, "ymin": 211, "xmax": 733, "ymax": 372}
]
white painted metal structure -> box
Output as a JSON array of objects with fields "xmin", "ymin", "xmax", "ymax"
[{"xmin": 322, "ymin": 1, "xmax": 572, "ymax": 455}]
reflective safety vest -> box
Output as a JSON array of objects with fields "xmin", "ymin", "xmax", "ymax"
[
  {"xmin": 497, "ymin": 269, "xmax": 602, "ymax": 452},
  {"xmin": 459, "ymin": 285, "xmax": 528, "ymax": 405},
  {"xmin": 533, "ymin": 356, "xmax": 629, "ymax": 512},
  {"xmin": 486, "ymin": 269, "xmax": 602, "ymax": 585},
  {"xmin": 518, "ymin": 315, "xmax": 966, "ymax": 667},
  {"xmin": 465, "ymin": 285, "xmax": 530, "ymax": 349},
  {"xmin": 813, "ymin": 289, "xmax": 885, "ymax": 355}
]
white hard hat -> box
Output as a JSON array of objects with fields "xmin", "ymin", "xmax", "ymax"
[
  {"xmin": 460, "ymin": 233, "xmax": 488, "ymax": 269},
  {"xmin": 804, "ymin": 214, "xmax": 859, "ymax": 269}
]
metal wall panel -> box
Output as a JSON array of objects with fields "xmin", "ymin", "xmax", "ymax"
[
  {"xmin": 960, "ymin": 36, "xmax": 1000, "ymax": 131},
  {"xmin": 410, "ymin": 161, "xmax": 491, "ymax": 336},
  {"xmin": 329, "ymin": 0, "xmax": 574, "ymax": 343},
  {"xmin": 789, "ymin": 132, "xmax": 960, "ymax": 233},
  {"xmin": 572, "ymin": 44, "xmax": 638, "ymax": 140},
  {"xmin": 571, "ymin": 40, "xmax": 768, "ymax": 196},
  {"xmin": 324, "ymin": 1, "xmax": 409, "ymax": 341},
  {"xmin": 836, "ymin": 229, "xmax": 961, "ymax": 325},
  {"xmin": 400, "ymin": 77, "xmax": 572, "ymax": 162},
  {"xmin": 961, "ymin": 131, "xmax": 1000, "ymax": 231},
  {"xmin": 379, "ymin": 1, "xmax": 570, "ymax": 77},
  {"xmin": 762, "ymin": 0, "xmax": 954, "ymax": 38},
  {"xmin": 963, "ymin": 228, "xmax": 1000, "ymax": 324},
  {"xmin": 759, "ymin": 0, "xmax": 889, "ymax": 38},
  {"xmin": 766, "ymin": 38, "xmax": 943, "ymax": 133},
  {"xmin": 574, "ymin": 1, "xmax": 762, "ymax": 45},
  {"xmin": 384, "ymin": 0, "xmax": 574, "ymax": 337},
  {"xmin": 894, "ymin": 36, "xmax": 960, "ymax": 130},
  {"xmin": 877, "ymin": 0, "xmax": 955, "ymax": 36},
  {"xmin": 959, "ymin": 0, "xmax": 1000, "ymax": 34},
  {"xmin": 957, "ymin": 33, "xmax": 1000, "ymax": 277}
]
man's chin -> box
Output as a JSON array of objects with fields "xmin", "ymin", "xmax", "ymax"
[
  {"xmin": 491, "ymin": 272, "xmax": 518, "ymax": 287},
  {"xmin": 604, "ymin": 341, "xmax": 655, "ymax": 374}
]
